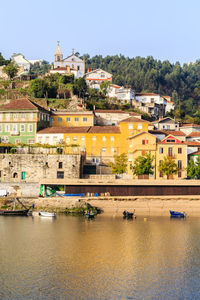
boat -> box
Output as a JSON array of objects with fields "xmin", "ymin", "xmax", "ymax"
[
  {"xmin": 0, "ymin": 197, "xmax": 29, "ymax": 216},
  {"xmin": 39, "ymin": 211, "xmax": 56, "ymax": 217},
  {"xmin": 0, "ymin": 208, "xmax": 29, "ymax": 216},
  {"xmin": 169, "ymin": 210, "xmax": 186, "ymax": 218},
  {"xmin": 123, "ymin": 210, "xmax": 136, "ymax": 219},
  {"xmin": 85, "ymin": 211, "xmax": 95, "ymax": 219}
]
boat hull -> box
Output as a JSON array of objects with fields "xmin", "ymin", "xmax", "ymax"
[
  {"xmin": 169, "ymin": 210, "xmax": 186, "ymax": 218},
  {"xmin": 39, "ymin": 211, "xmax": 56, "ymax": 217},
  {"xmin": 0, "ymin": 209, "xmax": 29, "ymax": 216}
]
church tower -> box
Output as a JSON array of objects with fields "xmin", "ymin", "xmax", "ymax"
[{"xmin": 54, "ymin": 41, "xmax": 63, "ymax": 68}]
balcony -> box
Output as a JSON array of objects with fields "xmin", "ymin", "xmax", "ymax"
[{"xmin": 10, "ymin": 131, "xmax": 20, "ymax": 136}]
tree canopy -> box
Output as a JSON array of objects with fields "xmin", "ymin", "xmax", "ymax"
[
  {"xmin": 187, "ymin": 157, "xmax": 200, "ymax": 179},
  {"xmin": 158, "ymin": 156, "xmax": 178, "ymax": 179},
  {"xmin": 109, "ymin": 153, "xmax": 128, "ymax": 174},
  {"xmin": 2, "ymin": 62, "xmax": 19, "ymax": 80},
  {"xmin": 130, "ymin": 152, "xmax": 154, "ymax": 176}
]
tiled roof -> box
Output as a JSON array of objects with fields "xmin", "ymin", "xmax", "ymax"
[
  {"xmin": 51, "ymin": 111, "xmax": 93, "ymax": 116},
  {"xmin": 187, "ymin": 132, "xmax": 200, "ymax": 137},
  {"xmin": 37, "ymin": 126, "xmax": 90, "ymax": 134},
  {"xmin": 185, "ymin": 141, "xmax": 200, "ymax": 146},
  {"xmin": 135, "ymin": 93, "xmax": 159, "ymax": 96},
  {"xmin": 0, "ymin": 98, "xmax": 48, "ymax": 112},
  {"xmin": 190, "ymin": 150, "xmax": 200, "ymax": 155},
  {"xmin": 180, "ymin": 124, "xmax": 200, "ymax": 128},
  {"xmin": 149, "ymin": 130, "xmax": 168, "ymax": 135},
  {"xmin": 119, "ymin": 116, "xmax": 147, "ymax": 123},
  {"xmin": 163, "ymin": 130, "xmax": 186, "ymax": 136},
  {"xmin": 88, "ymin": 126, "xmax": 120, "ymax": 133}
]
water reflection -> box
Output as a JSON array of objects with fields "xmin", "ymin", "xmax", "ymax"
[{"xmin": 0, "ymin": 215, "xmax": 199, "ymax": 299}]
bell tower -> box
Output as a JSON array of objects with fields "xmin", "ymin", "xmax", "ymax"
[{"xmin": 54, "ymin": 41, "xmax": 63, "ymax": 68}]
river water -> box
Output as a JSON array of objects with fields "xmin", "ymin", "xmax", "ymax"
[{"xmin": 0, "ymin": 214, "xmax": 200, "ymax": 299}]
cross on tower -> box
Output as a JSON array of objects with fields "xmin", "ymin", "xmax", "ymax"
[{"xmin": 57, "ymin": 41, "xmax": 60, "ymax": 45}]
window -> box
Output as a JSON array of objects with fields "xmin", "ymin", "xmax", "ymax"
[
  {"xmin": 28, "ymin": 139, "xmax": 34, "ymax": 144},
  {"xmin": 57, "ymin": 171, "xmax": 64, "ymax": 179},
  {"xmin": 178, "ymin": 171, "xmax": 182, "ymax": 178},
  {"xmin": 75, "ymin": 117, "xmax": 79, "ymax": 122},
  {"xmin": 101, "ymin": 73, "xmax": 105, "ymax": 78},
  {"xmin": 101, "ymin": 148, "xmax": 106, "ymax": 152},
  {"xmin": 28, "ymin": 124, "xmax": 33, "ymax": 132},
  {"xmin": 83, "ymin": 117, "xmax": 88, "ymax": 122},
  {"xmin": 21, "ymin": 172, "xmax": 26, "ymax": 180},
  {"xmin": 45, "ymin": 136, "xmax": 49, "ymax": 142},
  {"xmin": 178, "ymin": 148, "xmax": 182, "ymax": 154},
  {"xmin": 77, "ymin": 66, "xmax": 80, "ymax": 71},
  {"xmin": 5, "ymin": 124, "xmax": 10, "ymax": 132},
  {"xmin": 66, "ymin": 136, "xmax": 70, "ymax": 143},
  {"xmin": 166, "ymin": 139, "xmax": 175, "ymax": 143},
  {"xmin": 73, "ymin": 136, "xmax": 77, "ymax": 142},
  {"xmin": 167, "ymin": 125, "xmax": 170, "ymax": 129},
  {"xmin": 128, "ymin": 124, "xmax": 133, "ymax": 129},
  {"xmin": 142, "ymin": 139, "xmax": 149, "ymax": 145},
  {"xmin": 21, "ymin": 113, "xmax": 25, "ymax": 120},
  {"xmin": 168, "ymin": 147, "xmax": 173, "ymax": 156},
  {"xmin": 13, "ymin": 172, "xmax": 18, "ymax": 178},
  {"xmin": 150, "ymin": 98, "xmax": 154, "ymax": 103},
  {"xmin": 159, "ymin": 147, "xmax": 163, "ymax": 154},
  {"xmin": 58, "ymin": 117, "xmax": 62, "ymax": 123},
  {"xmin": 13, "ymin": 113, "xmax": 18, "ymax": 120},
  {"xmin": 142, "ymin": 140, "xmax": 145, "ymax": 145},
  {"xmin": 137, "ymin": 124, "xmax": 143, "ymax": 129},
  {"xmin": 102, "ymin": 136, "xmax": 106, "ymax": 141},
  {"xmin": 20, "ymin": 124, "xmax": 25, "ymax": 132},
  {"xmin": 58, "ymin": 162, "xmax": 63, "ymax": 169},
  {"xmin": 110, "ymin": 136, "xmax": 114, "ymax": 141},
  {"xmin": 12, "ymin": 124, "xmax": 17, "ymax": 132},
  {"xmin": 6, "ymin": 113, "xmax": 10, "ymax": 120},
  {"xmin": 111, "ymin": 147, "xmax": 115, "ymax": 152},
  {"xmin": 92, "ymin": 136, "xmax": 96, "ymax": 141},
  {"xmin": 81, "ymin": 136, "xmax": 85, "ymax": 141},
  {"xmin": 163, "ymin": 125, "xmax": 165, "ymax": 129},
  {"xmin": 29, "ymin": 113, "xmax": 33, "ymax": 120},
  {"xmin": 66, "ymin": 117, "xmax": 70, "ymax": 122},
  {"xmin": 178, "ymin": 160, "xmax": 182, "ymax": 170}
]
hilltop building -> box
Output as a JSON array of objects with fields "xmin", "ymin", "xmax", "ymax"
[
  {"xmin": 84, "ymin": 68, "xmax": 112, "ymax": 89},
  {"xmin": 53, "ymin": 42, "xmax": 85, "ymax": 78}
]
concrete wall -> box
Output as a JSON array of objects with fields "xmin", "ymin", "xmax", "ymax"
[{"xmin": 0, "ymin": 182, "xmax": 40, "ymax": 197}]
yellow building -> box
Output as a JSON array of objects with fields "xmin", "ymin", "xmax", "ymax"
[
  {"xmin": 156, "ymin": 135, "xmax": 187, "ymax": 179},
  {"xmin": 127, "ymin": 132, "xmax": 157, "ymax": 178},
  {"xmin": 51, "ymin": 111, "xmax": 94, "ymax": 127}
]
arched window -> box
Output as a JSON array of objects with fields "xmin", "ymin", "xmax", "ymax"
[
  {"xmin": 13, "ymin": 172, "xmax": 18, "ymax": 178},
  {"xmin": 57, "ymin": 56, "xmax": 60, "ymax": 61}
]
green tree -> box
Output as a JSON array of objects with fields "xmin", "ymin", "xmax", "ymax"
[
  {"xmin": 29, "ymin": 78, "xmax": 48, "ymax": 98},
  {"xmin": 130, "ymin": 153, "xmax": 154, "ymax": 176},
  {"xmin": 186, "ymin": 158, "xmax": 197, "ymax": 179},
  {"xmin": 100, "ymin": 81, "xmax": 110, "ymax": 96},
  {"xmin": 158, "ymin": 156, "xmax": 178, "ymax": 179},
  {"xmin": 73, "ymin": 78, "xmax": 87, "ymax": 98},
  {"xmin": 0, "ymin": 52, "xmax": 10, "ymax": 66},
  {"xmin": 109, "ymin": 153, "xmax": 128, "ymax": 174},
  {"xmin": 2, "ymin": 62, "xmax": 19, "ymax": 80}
]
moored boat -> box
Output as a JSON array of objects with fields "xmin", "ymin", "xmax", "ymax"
[
  {"xmin": 169, "ymin": 210, "xmax": 186, "ymax": 218},
  {"xmin": 123, "ymin": 210, "xmax": 136, "ymax": 219},
  {"xmin": 85, "ymin": 211, "xmax": 95, "ymax": 219},
  {"xmin": 0, "ymin": 209, "xmax": 29, "ymax": 216},
  {"xmin": 39, "ymin": 211, "xmax": 56, "ymax": 217}
]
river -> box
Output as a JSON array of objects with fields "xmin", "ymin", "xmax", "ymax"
[{"xmin": 0, "ymin": 214, "xmax": 199, "ymax": 299}]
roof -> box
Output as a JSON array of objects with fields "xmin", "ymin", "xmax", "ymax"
[
  {"xmin": 51, "ymin": 110, "xmax": 93, "ymax": 116},
  {"xmin": 37, "ymin": 126, "xmax": 91, "ymax": 134},
  {"xmin": 180, "ymin": 124, "xmax": 200, "ymax": 128},
  {"xmin": 84, "ymin": 68, "xmax": 112, "ymax": 77},
  {"xmin": 163, "ymin": 130, "xmax": 186, "ymax": 136},
  {"xmin": 185, "ymin": 141, "xmax": 200, "ymax": 146},
  {"xmin": 88, "ymin": 126, "xmax": 120, "ymax": 134},
  {"xmin": 190, "ymin": 150, "xmax": 200, "ymax": 155},
  {"xmin": 187, "ymin": 132, "xmax": 200, "ymax": 137},
  {"xmin": 51, "ymin": 67, "xmax": 69, "ymax": 71},
  {"xmin": 128, "ymin": 131, "xmax": 156, "ymax": 140},
  {"xmin": 135, "ymin": 93, "xmax": 159, "ymax": 96},
  {"xmin": 119, "ymin": 116, "xmax": 148, "ymax": 123},
  {"xmin": 151, "ymin": 117, "xmax": 177, "ymax": 124},
  {"xmin": 0, "ymin": 98, "xmax": 49, "ymax": 113},
  {"xmin": 94, "ymin": 110, "xmax": 140, "ymax": 116}
]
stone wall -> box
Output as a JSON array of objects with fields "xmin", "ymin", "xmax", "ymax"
[
  {"xmin": 0, "ymin": 182, "xmax": 40, "ymax": 197},
  {"xmin": 0, "ymin": 153, "xmax": 81, "ymax": 184}
]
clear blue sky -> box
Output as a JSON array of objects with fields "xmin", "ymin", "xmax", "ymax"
[{"xmin": 1, "ymin": 0, "xmax": 200, "ymax": 64}]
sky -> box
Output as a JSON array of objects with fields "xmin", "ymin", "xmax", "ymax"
[{"xmin": 1, "ymin": 0, "xmax": 200, "ymax": 64}]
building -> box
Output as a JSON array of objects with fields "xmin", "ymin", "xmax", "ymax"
[
  {"xmin": 11, "ymin": 53, "xmax": 30, "ymax": 73},
  {"xmin": 180, "ymin": 124, "xmax": 200, "ymax": 135},
  {"xmin": 94, "ymin": 110, "xmax": 141, "ymax": 126},
  {"xmin": 50, "ymin": 111, "xmax": 94, "ymax": 127},
  {"xmin": 134, "ymin": 93, "xmax": 167, "ymax": 118},
  {"xmin": 152, "ymin": 117, "xmax": 179, "ymax": 131},
  {"xmin": 0, "ymin": 98, "xmax": 50, "ymax": 144},
  {"xmin": 53, "ymin": 42, "xmax": 85, "ymax": 78},
  {"xmin": 156, "ymin": 135, "xmax": 187, "ymax": 179},
  {"xmin": 163, "ymin": 96, "xmax": 175, "ymax": 113},
  {"xmin": 107, "ymin": 84, "xmax": 135, "ymax": 105},
  {"xmin": 84, "ymin": 68, "xmax": 112, "ymax": 89},
  {"xmin": 186, "ymin": 132, "xmax": 200, "ymax": 142}
]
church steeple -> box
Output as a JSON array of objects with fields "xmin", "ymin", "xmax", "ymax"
[{"xmin": 54, "ymin": 41, "xmax": 63, "ymax": 65}]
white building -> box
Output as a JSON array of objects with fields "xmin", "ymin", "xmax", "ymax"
[
  {"xmin": 107, "ymin": 84, "xmax": 135, "ymax": 105},
  {"xmin": 180, "ymin": 124, "xmax": 200, "ymax": 136},
  {"xmin": 11, "ymin": 53, "xmax": 30, "ymax": 73},
  {"xmin": 134, "ymin": 93, "xmax": 167, "ymax": 118},
  {"xmin": 84, "ymin": 68, "xmax": 112, "ymax": 89},
  {"xmin": 53, "ymin": 42, "xmax": 85, "ymax": 78}
]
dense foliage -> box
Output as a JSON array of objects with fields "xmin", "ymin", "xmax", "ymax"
[
  {"xmin": 187, "ymin": 157, "xmax": 200, "ymax": 179},
  {"xmin": 29, "ymin": 61, "xmax": 51, "ymax": 75},
  {"xmin": 2, "ymin": 62, "xmax": 19, "ymax": 80},
  {"xmin": 109, "ymin": 153, "xmax": 128, "ymax": 174},
  {"xmin": 158, "ymin": 156, "xmax": 178, "ymax": 179},
  {"xmin": 0, "ymin": 52, "xmax": 10, "ymax": 66},
  {"xmin": 82, "ymin": 54, "xmax": 200, "ymax": 122},
  {"xmin": 130, "ymin": 153, "xmax": 154, "ymax": 176}
]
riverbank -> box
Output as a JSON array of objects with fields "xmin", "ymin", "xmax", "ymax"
[{"xmin": 2, "ymin": 195, "xmax": 200, "ymax": 216}]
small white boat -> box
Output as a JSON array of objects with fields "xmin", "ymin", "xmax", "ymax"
[{"xmin": 39, "ymin": 211, "xmax": 56, "ymax": 217}]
